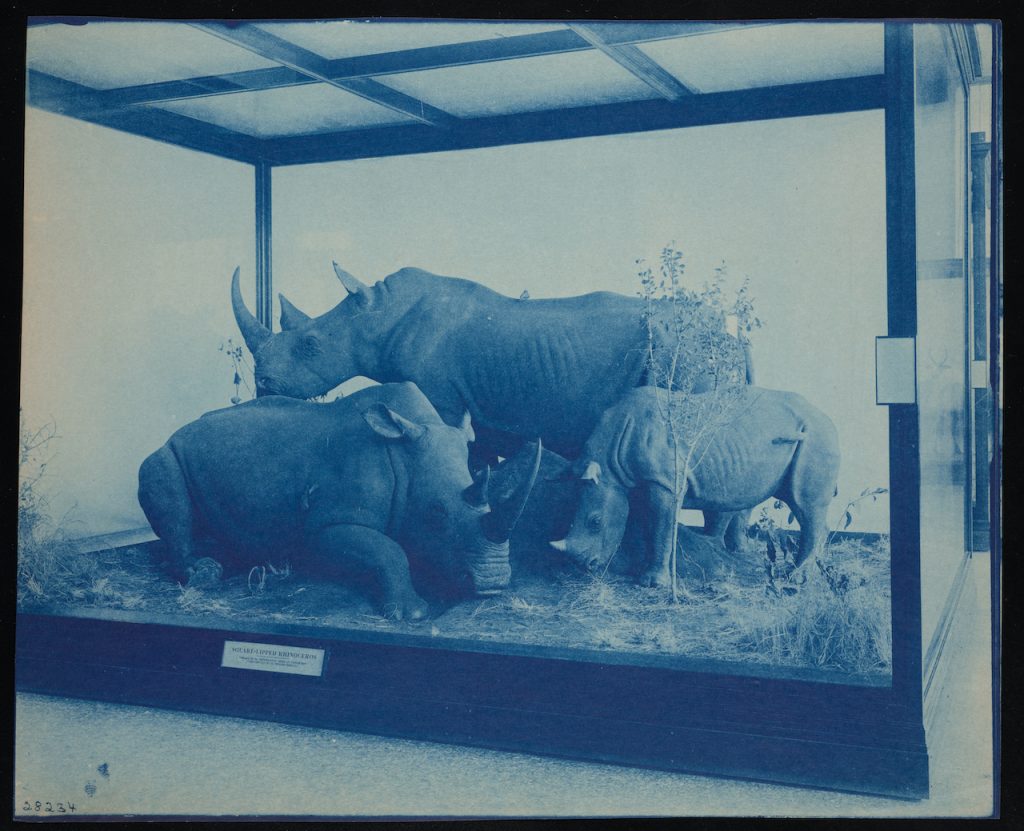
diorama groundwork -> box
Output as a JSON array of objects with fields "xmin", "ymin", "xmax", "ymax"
[{"xmin": 18, "ymin": 524, "xmax": 892, "ymax": 679}]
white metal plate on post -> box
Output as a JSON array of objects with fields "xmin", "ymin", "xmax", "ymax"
[{"xmin": 876, "ymin": 336, "xmax": 917, "ymax": 404}]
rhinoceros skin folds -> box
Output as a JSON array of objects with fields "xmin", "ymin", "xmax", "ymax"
[
  {"xmin": 232, "ymin": 266, "xmax": 752, "ymax": 464},
  {"xmin": 137, "ymin": 382, "xmax": 539, "ymax": 620},
  {"xmin": 560, "ymin": 386, "xmax": 841, "ymax": 587}
]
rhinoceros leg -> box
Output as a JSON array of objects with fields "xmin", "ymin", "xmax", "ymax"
[
  {"xmin": 138, "ymin": 448, "xmax": 223, "ymax": 586},
  {"xmin": 787, "ymin": 425, "xmax": 841, "ymax": 567},
  {"xmin": 701, "ymin": 509, "xmax": 751, "ymax": 552},
  {"xmin": 303, "ymin": 524, "xmax": 430, "ymax": 621},
  {"xmin": 702, "ymin": 510, "xmax": 732, "ymax": 542},
  {"xmin": 791, "ymin": 504, "xmax": 829, "ymax": 567},
  {"xmin": 723, "ymin": 510, "xmax": 751, "ymax": 551},
  {"xmin": 637, "ymin": 483, "xmax": 676, "ymax": 588}
]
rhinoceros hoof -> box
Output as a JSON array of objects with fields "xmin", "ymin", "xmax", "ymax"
[
  {"xmin": 186, "ymin": 558, "xmax": 224, "ymax": 588},
  {"xmin": 638, "ymin": 567, "xmax": 672, "ymax": 588},
  {"xmin": 383, "ymin": 597, "xmax": 430, "ymax": 622}
]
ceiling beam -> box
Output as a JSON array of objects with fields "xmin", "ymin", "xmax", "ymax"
[
  {"xmin": 88, "ymin": 66, "xmax": 314, "ymax": 109},
  {"xmin": 27, "ymin": 70, "xmax": 264, "ymax": 163},
  {"xmin": 568, "ymin": 23, "xmax": 695, "ymax": 99},
  {"xmin": 41, "ymin": 22, "xmax": 779, "ymax": 113},
  {"xmin": 259, "ymin": 74, "xmax": 887, "ymax": 167},
  {"xmin": 190, "ymin": 21, "xmax": 458, "ymax": 129}
]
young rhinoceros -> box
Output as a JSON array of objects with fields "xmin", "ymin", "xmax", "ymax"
[
  {"xmin": 552, "ymin": 386, "xmax": 840, "ymax": 587},
  {"xmin": 138, "ymin": 382, "xmax": 540, "ymax": 620},
  {"xmin": 490, "ymin": 440, "xmax": 680, "ymax": 578}
]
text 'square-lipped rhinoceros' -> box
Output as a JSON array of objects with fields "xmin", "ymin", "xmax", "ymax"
[
  {"xmin": 552, "ymin": 386, "xmax": 840, "ymax": 588},
  {"xmin": 137, "ymin": 382, "xmax": 540, "ymax": 620},
  {"xmin": 230, "ymin": 264, "xmax": 754, "ymax": 466}
]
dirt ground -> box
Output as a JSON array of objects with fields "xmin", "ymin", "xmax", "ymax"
[{"xmin": 18, "ymin": 524, "xmax": 892, "ymax": 679}]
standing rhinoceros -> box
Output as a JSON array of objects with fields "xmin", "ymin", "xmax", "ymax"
[
  {"xmin": 492, "ymin": 441, "xmax": 752, "ymax": 578},
  {"xmin": 231, "ymin": 264, "xmax": 752, "ymax": 464},
  {"xmin": 137, "ymin": 382, "xmax": 540, "ymax": 620},
  {"xmin": 551, "ymin": 386, "xmax": 840, "ymax": 587}
]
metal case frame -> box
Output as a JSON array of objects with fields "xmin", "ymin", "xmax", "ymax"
[{"xmin": 18, "ymin": 20, "xmax": 998, "ymax": 799}]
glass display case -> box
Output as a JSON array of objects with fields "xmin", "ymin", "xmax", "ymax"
[{"xmin": 18, "ymin": 19, "xmax": 1000, "ymax": 800}]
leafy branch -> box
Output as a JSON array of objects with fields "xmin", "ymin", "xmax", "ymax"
[
  {"xmin": 219, "ymin": 337, "xmax": 255, "ymax": 404},
  {"xmin": 638, "ymin": 245, "xmax": 762, "ymax": 602}
]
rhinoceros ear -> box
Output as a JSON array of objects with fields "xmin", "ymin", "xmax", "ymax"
[
  {"xmin": 279, "ymin": 293, "xmax": 311, "ymax": 330},
  {"xmin": 580, "ymin": 461, "xmax": 602, "ymax": 484},
  {"xmin": 362, "ymin": 404, "xmax": 426, "ymax": 441},
  {"xmin": 458, "ymin": 411, "xmax": 475, "ymax": 443}
]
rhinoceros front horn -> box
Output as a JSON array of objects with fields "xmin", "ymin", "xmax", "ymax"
[
  {"xmin": 231, "ymin": 267, "xmax": 271, "ymax": 353},
  {"xmin": 481, "ymin": 439, "xmax": 542, "ymax": 544}
]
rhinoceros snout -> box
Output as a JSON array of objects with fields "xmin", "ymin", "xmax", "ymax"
[{"xmin": 554, "ymin": 539, "xmax": 601, "ymax": 573}]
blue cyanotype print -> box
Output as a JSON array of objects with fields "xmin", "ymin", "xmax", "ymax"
[{"xmin": 17, "ymin": 18, "xmax": 1000, "ymax": 817}]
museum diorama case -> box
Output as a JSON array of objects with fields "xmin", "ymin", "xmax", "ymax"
[{"xmin": 17, "ymin": 19, "xmax": 1000, "ymax": 799}]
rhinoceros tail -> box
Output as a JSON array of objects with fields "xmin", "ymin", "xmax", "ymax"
[{"xmin": 771, "ymin": 429, "xmax": 807, "ymax": 445}]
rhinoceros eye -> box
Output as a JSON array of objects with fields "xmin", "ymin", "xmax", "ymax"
[
  {"xmin": 427, "ymin": 502, "xmax": 449, "ymax": 525},
  {"xmin": 293, "ymin": 334, "xmax": 321, "ymax": 358},
  {"xmin": 587, "ymin": 513, "xmax": 602, "ymax": 531}
]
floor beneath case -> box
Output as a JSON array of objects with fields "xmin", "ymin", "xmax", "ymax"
[{"xmin": 14, "ymin": 557, "xmax": 995, "ymax": 819}]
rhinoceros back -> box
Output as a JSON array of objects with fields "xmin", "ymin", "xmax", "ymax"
[
  {"xmin": 155, "ymin": 382, "xmax": 438, "ymax": 548},
  {"xmin": 589, "ymin": 386, "xmax": 829, "ymax": 511}
]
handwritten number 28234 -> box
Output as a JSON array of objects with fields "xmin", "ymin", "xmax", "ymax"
[{"xmin": 22, "ymin": 800, "xmax": 75, "ymax": 812}]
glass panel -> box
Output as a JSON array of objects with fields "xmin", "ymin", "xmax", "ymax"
[
  {"xmin": 975, "ymin": 23, "xmax": 993, "ymax": 77},
  {"xmin": 26, "ymin": 21, "xmax": 280, "ymax": 89},
  {"xmin": 254, "ymin": 20, "xmax": 568, "ymax": 59},
  {"xmin": 267, "ymin": 112, "xmax": 892, "ymax": 683},
  {"xmin": 378, "ymin": 50, "xmax": 660, "ymax": 118},
  {"xmin": 638, "ymin": 22, "xmax": 883, "ymax": 93},
  {"xmin": 20, "ymin": 108, "xmax": 255, "ymax": 539},
  {"xmin": 21, "ymin": 41, "xmax": 891, "ymax": 686},
  {"xmin": 152, "ymin": 83, "xmax": 417, "ymax": 138},
  {"xmin": 914, "ymin": 24, "xmax": 970, "ymax": 651}
]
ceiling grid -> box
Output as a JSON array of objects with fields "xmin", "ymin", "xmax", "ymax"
[{"xmin": 26, "ymin": 19, "xmax": 891, "ymax": 165}]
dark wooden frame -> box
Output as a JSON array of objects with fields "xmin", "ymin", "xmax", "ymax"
[
  {"xmin": 18, "ymin": 20, "xmax": 998, "ymax": 800},
  {"xmin": 17, "ymin": 603, "xmax": 921, "ymax": 798}
]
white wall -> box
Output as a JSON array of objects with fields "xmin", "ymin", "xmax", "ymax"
[
  {"xmin": 21, "ymin": 106, "xmax": 890, "ymax": 538},
  {"xmin": 22, "ymin": 109, "xmax": 255, "ymax": 536},
  {"xmin": 274, "ymin": 110, "xmax": 890, "ymax": 533}
]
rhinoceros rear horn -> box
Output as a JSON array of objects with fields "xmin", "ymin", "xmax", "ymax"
[
  {"xmin": 481, "ymin": 439, "xmax": 542, "ymax": 544},
  {"xmin": 332, "ymin": 261, "xmax": 369, "ymax": 296},
  {"xmin": 278, "ymin": 293, "xmax": 312, "ymax": 330},
  {"xmin": 231, "ymin": 267, "xmax": 271, "ymax": 353}
]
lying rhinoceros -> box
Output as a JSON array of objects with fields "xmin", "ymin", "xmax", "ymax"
[
  {"xmin": 551, "ymin": 386, "xmax": 840, "ymax": 587},
  {"xmin": 232, "ymin": 264, "xmax": 752, "ymax": 464},
  {"xmin": 137, "ymin": 382, "xmax": 540, "ymax": 620}
]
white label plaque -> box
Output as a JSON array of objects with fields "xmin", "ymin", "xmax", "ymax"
[{"xmin": 221, "ymin": 640, "xmax": 325, "ymax": 677}]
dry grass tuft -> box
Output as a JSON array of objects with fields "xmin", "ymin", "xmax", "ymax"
[
  {"xmin": 176, "ymin": 585, "xmax": 233, "ymax": 615},
  {"xmin": 18, "ymin": 413, "xmax": 890, "ymax": 678},
  {"xmin": 734, "ymin": 537, "xmax": 892, "ymax": 673},
  {"xmin": 432, "ymin": 533, "xmax": 891, "ymax": 676}
]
